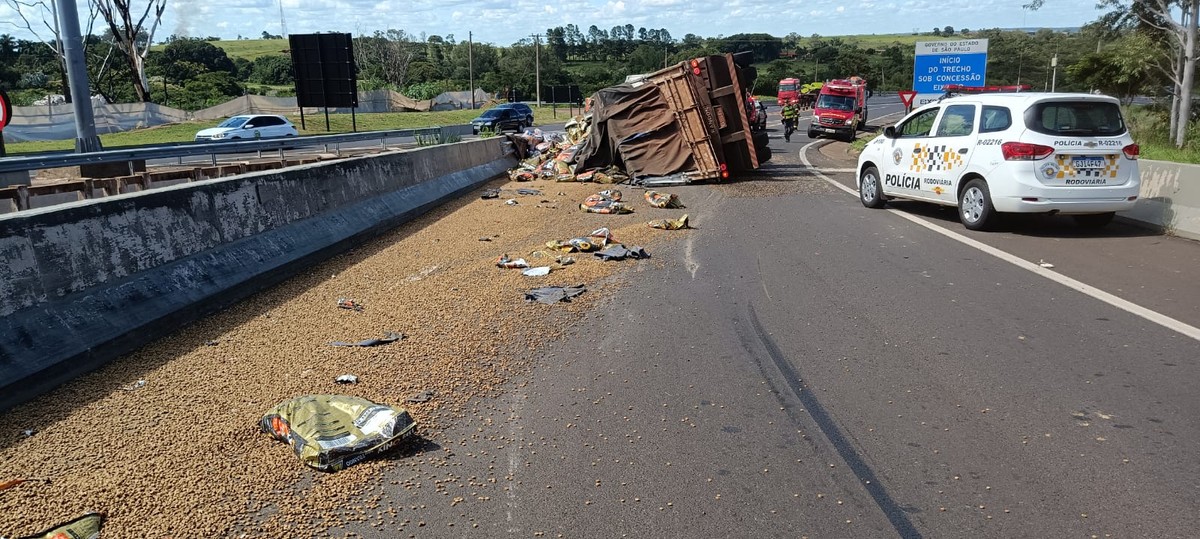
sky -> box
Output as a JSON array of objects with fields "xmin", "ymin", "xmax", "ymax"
[{"xmin": 1, "ymin": 0, "xmax": 1108, "ymax": 46}]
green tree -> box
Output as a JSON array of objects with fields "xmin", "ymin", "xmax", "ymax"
[
  {"xmin": 153, "ymin": 38, "xmax": 236, "ymax": 83},
  {"xmin": 719, "ymin": 33, "xmax": 783, "ymax": 62},
  {"xmin": 628, "ymin": 44, "xmax": 667, "ymax": 74},
  {"xmin": 1067, "ymin": 32, "xmax": 1162, "ymax": 101},
  {"xmin": 249, "ymin": 55, "xmax": 294, "ymax": 85}
]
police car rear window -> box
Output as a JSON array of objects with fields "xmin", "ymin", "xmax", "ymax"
[{"xmin": 1024, "ymin": 101, "xmax": 1126, "ymax": 136}]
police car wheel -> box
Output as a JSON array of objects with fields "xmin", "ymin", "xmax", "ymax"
[
  {"xmin": 1072, "ymin": 212, "xmax": 1115, "ymax": 229},
  {"xmin": 859, "ymin": 166, "xmax": 885, "ymax": 208},
  {"xmin": 959, "ymin": 179, "xmax": 997, "ymax": 231}
]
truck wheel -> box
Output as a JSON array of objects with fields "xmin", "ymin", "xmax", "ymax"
[
  {"xmin": 842, "ymin": 130, "xmax": 856, "ymax": 143},
  {"xmin": 807, "ymin": 128, "xmax": 818, "ymax": 139},
  {"xmin": 859, "ymin": 166, "xmax": 886, "ymax": 208},
  {"xmin": 959, "ymin": 179, "xmax": 997, "ymax": 231}
]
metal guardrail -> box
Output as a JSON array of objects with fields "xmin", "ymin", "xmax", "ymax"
[{"xmin": 0, "ymin": 126, "xmax": 446, "ymax": 174}]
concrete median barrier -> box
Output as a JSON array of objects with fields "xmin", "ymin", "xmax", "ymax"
[
  {"xmin": 0, "ymin": 138, "xmax": 515, "ymax": 411},
  {"xmin": 1120, "ymin": 159, "xmax": 1200, "ymax": 241}
]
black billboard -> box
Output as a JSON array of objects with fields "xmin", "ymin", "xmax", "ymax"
[
  {"xmin": 289, "ymin": 33, "xmax": 358, "ymax": 108},
  {"xmin": 542, "ymin": 85, "xmax": 583, "ymax": 105}
]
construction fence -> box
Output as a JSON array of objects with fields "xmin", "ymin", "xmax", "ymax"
[{"xmin": 2, "ymin": 89, "xmax": 493, "ymax": 143}]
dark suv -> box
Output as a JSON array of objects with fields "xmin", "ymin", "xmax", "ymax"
[
  {"xmin": 495, "ymin": 103, "xmax": 534, "ymax": 125},
  {"xmin": 470, "ymin": 107, "xmax": 527, "ymax": 134}
]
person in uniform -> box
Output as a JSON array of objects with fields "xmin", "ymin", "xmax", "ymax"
[{"xmin": 781, "ymin": 98, "xmax": 800, "ymax": 142}]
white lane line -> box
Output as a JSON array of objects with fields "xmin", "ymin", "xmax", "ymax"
[
  {"xmin": 757, "ymin": 255, "xmax": 773, "ymax": 300},
  {"xmin": 684, "ymin": 236, "xmax": 700, "ymax": 279},
  {"xmin": 505, "ymin": 390, "xmax": 525, "ymax": 532},
  {"xmin": 800, "ymin": 143, "xmax": 1200, "ymax": 343}
]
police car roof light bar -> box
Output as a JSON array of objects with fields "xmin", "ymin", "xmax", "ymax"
[{"xmin": 942, "ymin": 84, "xmax": 1032, "ymax": 95}]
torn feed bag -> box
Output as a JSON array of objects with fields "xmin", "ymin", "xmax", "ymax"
[{"xmin": 261, "ymin": 395, "xmax": 417, "ymax": 472}]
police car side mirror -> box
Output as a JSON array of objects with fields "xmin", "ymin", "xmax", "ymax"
[{"xmin": 883, "ymin": 126, "xmax": 896, "ymax": 139}]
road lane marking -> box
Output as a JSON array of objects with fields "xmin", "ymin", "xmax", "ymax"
[
  {"xmin": 684, "ymin": 236, "xmax": 700, "ymax": 279},
  {"xmin": 800, "ymin": 141, "xmax": 1200, "ymax": 343},
  {"xmin": 505, "ymin": 390, "xmax": 525, "ymax": 532},
  {"xmin": 756, "ymin": 255, "xmax": 772, "ymax": 300}
]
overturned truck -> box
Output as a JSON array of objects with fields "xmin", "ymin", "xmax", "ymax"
[{"xmin": 576, "ymin": 52, "xmax": 771, "ymax": 183}]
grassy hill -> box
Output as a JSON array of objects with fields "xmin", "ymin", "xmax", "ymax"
[
  {"xmin": 796, "ymin": 33, "xmax": 969, "ymax": 49},
  {"xmin": 206, "ymin": 39, "xmax": 292, "ymax": 61}
]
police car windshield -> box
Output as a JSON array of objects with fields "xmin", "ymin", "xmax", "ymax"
[
  {"xmin": 817, "ymin": 94, "xmax": 855, "ymax": 111},
  {"xmin": 218, "ymin": 117, "xmax": 249, "ymax": 128},
  {"xmin": 1025, "ymin": 101, "xmax": 1126, "ymax": 136}
]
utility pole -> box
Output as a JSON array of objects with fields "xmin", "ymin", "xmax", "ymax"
[
  {"xmin": 55, "ymin": 0, "xmax": 101, "ymax": 152},
  {"xmin": 531, "ymin": 33, "xmax": 542, "ymax": 106},
  {"xmin": 469, "ymin": 31, "xmax": 474, "ymax": 109},
  {"xmin": 1050, "ymin": 53, "xmax": 1058, "ymax": 92}
]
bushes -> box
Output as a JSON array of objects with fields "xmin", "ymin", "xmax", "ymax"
[{"xmin": 248, "ymin": 56, "xmax": 294, "ymax": 85}]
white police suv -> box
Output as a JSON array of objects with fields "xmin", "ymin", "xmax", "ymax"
[{"xmin": 856, "ymin": 89, "xmax": 1140, "ymax": 230}]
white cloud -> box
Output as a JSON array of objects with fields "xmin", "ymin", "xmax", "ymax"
[{"xmin": 836, "ymin": 5, "xmax": 846, "ymax": 11}]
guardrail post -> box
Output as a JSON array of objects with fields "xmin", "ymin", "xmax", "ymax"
[{"xmin": 16, "ymin": 185, "xmax": 30, "ymax": 211}]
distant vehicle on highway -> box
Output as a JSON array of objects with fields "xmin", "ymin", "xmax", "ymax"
[
  {"xmin": 856, "ymin": 86, "xmax": 1140, "ymax": 231},
  {"xmin": 495, "ymin": 102, "xmax": 535, "ymax": 125},
  {"xmin": 470, "ymin": 107, "xmax": 528, "ymax": 134},
  {"xmin": 195, "ymin": 115, "xmax": 299, "ymax": 141}
]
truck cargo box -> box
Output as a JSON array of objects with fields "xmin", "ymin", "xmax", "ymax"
[{"xmin": 575, "ymin": 52, "xmax": 769, "ymax": 182}]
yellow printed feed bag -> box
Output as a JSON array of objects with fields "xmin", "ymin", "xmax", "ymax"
[{"xmin": 261, "ymin": 395, "xmax": 417, "ymax": 472}]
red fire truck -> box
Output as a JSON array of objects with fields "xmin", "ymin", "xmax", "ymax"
[
  {"xmin": 777, "ymin": 78, "xmax": 801, "ymax": 105},
  {"xmin": 807, "ymin": 76, "xmax": 868, "ymax": 142}
]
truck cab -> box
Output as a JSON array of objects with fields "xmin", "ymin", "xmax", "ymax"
[
  {"xmin": 808, "ymin": 77, "xmax": 868, "ymax": 142},
  {"xmin": 778, "ymin": 78, "xmax": 800, "ymax": 107}
]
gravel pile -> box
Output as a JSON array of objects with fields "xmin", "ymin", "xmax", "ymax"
[{"xmin": 0, "ymin": 175, "xmax": 690, "ymax": 537}]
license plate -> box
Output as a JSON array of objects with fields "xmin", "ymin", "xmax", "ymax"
[{"xmin": 1072, "ymin": 156, "xmax": 1106, "ymax": 170}]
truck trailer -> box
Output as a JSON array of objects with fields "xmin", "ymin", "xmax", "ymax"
[{"xmin": 576, "ymin": 52, "xmax": 771, "ymax": 182}]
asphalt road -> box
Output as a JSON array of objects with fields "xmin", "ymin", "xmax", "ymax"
[{"xmin": 339, "ymin": 111, "xmax": 1200, "ymax": 537}]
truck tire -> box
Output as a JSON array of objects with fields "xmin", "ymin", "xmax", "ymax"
[
  {"xmin": 752, "ymin": 131, "xmax": 772, "ymax": 164},
  {"xmin": 807, "ymin": 128, "xmax": 818, "ymax": 139}
]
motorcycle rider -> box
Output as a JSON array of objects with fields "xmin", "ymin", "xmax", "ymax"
[{"xmin": 780, "ymin": 98, "xmax": 800, "ymax": 142}]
